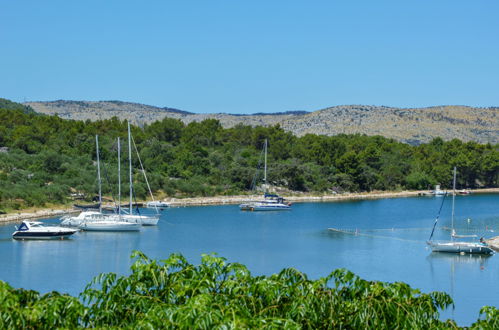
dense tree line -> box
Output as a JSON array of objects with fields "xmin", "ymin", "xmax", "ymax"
[
  {"xmin": 0, "ymin": 99, "xmax": 498, "ymax": 211},
  {"xmin": 2, "ymin": 251, "xmax": 498, "ymax": 328}
]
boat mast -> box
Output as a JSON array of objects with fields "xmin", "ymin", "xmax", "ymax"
[
  {"xmin": 451, "ymin": 166, "xmax": 457, "ymax": 240},
  {"xmin": 128, "ymin": 122, "xmax": 133, "ymax": 215},
  {"xmin": 118, "ymin": 137, "xmax": 121, "ymax": 216},
  {"xmin": 264, "ymin": 139, "xmax": 267, "ymax": 191},
  {"xmin": 95, "ymin": 135, "xmax": 102, "ymax": 213}
]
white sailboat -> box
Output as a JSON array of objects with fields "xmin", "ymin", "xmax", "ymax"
[
  {"xmin": 427, "ymin": 167, "xmax": 493, "ymax": 254},
  {"xmin": 120, "ymin": 122, "xmax": 159, "ymax": 226},
  {"xmin": 61, "ymin": 135, "xmax": 121, "ymax": 227},
  {"xmin": 78, "ymin": 136, "xmax": 141, "ymax": 231},
  {"xmin": 239, "ymin": 139, "xmax": 291, "ymax": 211},
  {"xmin": 78, "ymin": 218, "xmax": 140, "ymax": 231}
]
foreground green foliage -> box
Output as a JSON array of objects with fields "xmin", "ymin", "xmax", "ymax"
[
  {"xmin": 2, "ymin": 251, "xmax": 497, "ymax": 328},
  {"xmin": 0, "ymin": 99, "xmax": 498, "ymax": 211}
]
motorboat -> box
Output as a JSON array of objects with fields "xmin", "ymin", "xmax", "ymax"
[
  {"xmin": 13, "ymin": 221, "xmax": 78, "ymax": 240},
  {"xmin": 431, "ymin": 185, "xmax": 446, "ymax": 196},
  {"xmin": 427, "ymin": 167, "xmax": 494, "ymax": 255},
  {"xmin": 146, "ymin": 201, "xmax": 169, "ymax": 208},
  {"xmin": 458, "ymin": 189, "xmax": 471, "ymax": 195}
]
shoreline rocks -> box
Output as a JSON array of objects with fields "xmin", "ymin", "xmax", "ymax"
[{"xmin": 1, "ymin": 188, "xmax": 498, "ymax": 224}]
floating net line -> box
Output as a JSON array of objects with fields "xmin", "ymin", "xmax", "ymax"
[{"xmin": 327, "ymin": 228, "xmax": 425, "ymax": 244}]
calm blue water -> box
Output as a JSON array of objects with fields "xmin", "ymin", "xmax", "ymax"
[{"xmin": 1, "ymin": 194, "xmax": 498, "ymax": 326}]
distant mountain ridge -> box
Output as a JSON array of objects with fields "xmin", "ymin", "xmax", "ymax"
[{"xmin": 25, "ymin": 100, "xmax": 499, "ymax": 145}]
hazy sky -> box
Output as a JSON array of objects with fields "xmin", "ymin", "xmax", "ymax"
[{"xmin": 1, "ymin": 1, "xmax": 498, "ymax": 114}]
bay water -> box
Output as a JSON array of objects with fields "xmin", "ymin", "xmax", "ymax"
[{"xmin": 1, "ymin": 194, "xmax": 498, "ymax": 326}]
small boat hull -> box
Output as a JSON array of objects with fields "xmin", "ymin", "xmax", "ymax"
[
  {"xmin": 121, "ymin": 214, "xmax": 160, "ymax": 226},
  {"xmin": 251, "ymin": 205, "xmax": 291, "ymax": 211},
  {"xmin": 140, "ymin": 217, "xmax": 159, "ymax": 226},
  {"xmin": 13, "ymin": 231, "xmax": 77, "ymax": 240},
  {"xmin": 239, "ymin": 203, "xmax": 252, "ymax": 211},
  {"xmin": 240, "ymin": 202, "xmax": 291, "ymax": 211},
  {"xmin": 78, "ymin": 221, "xmax": 141, "ymax": 232}
]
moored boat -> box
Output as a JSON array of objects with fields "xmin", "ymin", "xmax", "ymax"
[
  {"xmin": 124, "ymin": 122, "xmax": 161, "ymax": 225},
  {"xmin": 61, "ymin": 211, "xmax": 120, "ymax": 227},
  {"xmin": 146, "ymin": 201, "xmax": 169, "ymax": 208},
  {"xmin": 428, "ymin": 240, "xmax": 492, "ymax": 254},
  {"xmin": 241, "ymin": 193, "xmax": 291, "ymax": 211},
  {"xmin": 431, "ymin": 185, "xmax": 446, "ymax": 196},
  {"xmin": 239, "ymin": 139, "xmax": 292, "ymax": 212},
  {"xmin": 13, "ymin": 221, "xmax": 78, "ymax": 240},
  {"xmin": 78, "ymin": 220, "xmax": 141, "ymax": 232},
  {"xmin": 427, "ymin": 167, "xmax": 493, "ymax": 255},
  {"xmin": 121, "ymin": 213, "xmax": 159, "ymax": 226},
  {"xmin": 246, "ymin": 200, "xmax": 291, "ymax": 211}
]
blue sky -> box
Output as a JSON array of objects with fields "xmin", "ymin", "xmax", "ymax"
[{"xmin": 1, "ymin": 1, "xmax": 498, "ymax": 114}]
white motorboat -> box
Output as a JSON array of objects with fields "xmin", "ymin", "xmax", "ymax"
[
  {"xmin": 431, "ymin": 185, "xmax": 446, "ymax": 196},
  {"xmin": 13, "ymin": 221, "xmax": 78, "ymax": 240},
  {"xmin": 427, "ymin": 167, "xmax": 493, "ymax": 255},
  {"xmin": 146, "ymin": 201, "xmax": 169, "ymax": 208}
]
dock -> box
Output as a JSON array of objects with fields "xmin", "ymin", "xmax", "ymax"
[{"xmin": 486, "ymin": 236, "xmax": 499, "ymax": 252}]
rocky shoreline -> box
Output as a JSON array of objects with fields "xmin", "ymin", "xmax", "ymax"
[{"xmin": 1, "ymin": 188, "xmax": 498, "ymax": 224}]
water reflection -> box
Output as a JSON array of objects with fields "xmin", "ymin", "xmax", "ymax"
[{"xmin": 426, "ymin": 252, "xmax": 492, "ymax": 323}]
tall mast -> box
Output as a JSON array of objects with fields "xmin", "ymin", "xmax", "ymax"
[
  {"xmin": 451, "ymin": 166, "xmax": 457, "ymax": 240},
  {"xmin": 264, "ymin": 139, "xmax": 267, "ymax": 189},
  {"xmin": 118, "ymin": 137, "xmax": 121, "ymax": 216},
  {"xmin": 95, "ymin": 135, "xmax": 102, "ymax": 213},
  {"xmin": 128, "ymin": 122, "xmax": 133, "ymax": 215}
]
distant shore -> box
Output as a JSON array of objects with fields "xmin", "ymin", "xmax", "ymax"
[{"xmin": 1, "ymin": 188, "xmax": 498, "ymax": 224}]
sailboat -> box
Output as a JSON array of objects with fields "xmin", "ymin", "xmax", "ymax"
[
  {"xmin": 239, "ymin": 139, "xmax": 291, "ymax": 211},
  {"xmin": 62, "ymin": 136, "xmax": 140, "ymax": 231},
  {"xmin": 119, "ymin": 122, "xmax": 160, "ymax": 226},
  {"xmin": 79, "ymin": 136, "xmax": 140, "ymax": 231},
  {"xmin": 61, "ymin": 135, "xmax": 121, "ymax": 227},
  {"xmin": 427, "ymin": 167, "xmax": 493, "ymax": 254}
]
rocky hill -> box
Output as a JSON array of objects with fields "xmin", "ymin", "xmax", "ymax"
[{"xmin": 25, "ymin": 101, "xmax": 498, "ymax": 145}]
